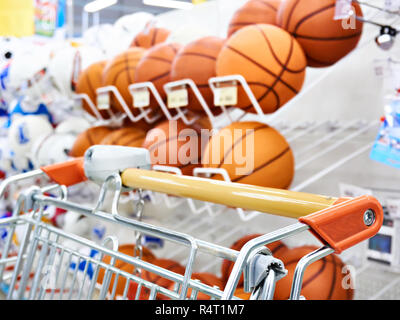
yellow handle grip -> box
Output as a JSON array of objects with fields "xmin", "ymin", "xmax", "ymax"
[{"xmin": 121, "ymin": 168, "xmax": 338, "ymax": 219}]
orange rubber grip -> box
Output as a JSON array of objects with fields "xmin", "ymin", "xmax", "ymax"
[
  {"xmin": 299, "ymin": 195, "xmax": 383, "ymax": 254},
  {"xmin": 41, "ymin": 158, "xmax": 87, "ymax": 187}
]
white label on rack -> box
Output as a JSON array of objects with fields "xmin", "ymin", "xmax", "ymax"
[
  {"xmin": 334, "ymin": 0, "xmax": 353, "ymax": 20},
  {"xmin": 97, "ymin": 92, "xmax": 110, "ymax": 110},
  {"xmin": 167, "ymin": 88, "xmax": 188, "ymax": 108},
  {"xmin": 214, "ymin": 85, "xmax": 238, "ymax": 106},
  {"xmin": 133, "ymin": 88, "xmax": 150, "ymax": 108},
  {"xmin": 339, "ymin": 183, "xmax": 373, "ymax": 198}
]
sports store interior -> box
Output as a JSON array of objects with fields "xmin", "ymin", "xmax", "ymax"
[{"xmin": 1, "ymin": 0, "xmax": 400, "ymax": 302}]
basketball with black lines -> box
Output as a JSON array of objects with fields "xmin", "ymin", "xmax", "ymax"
[
  {"xmin": 131, "ymin": 259, "xmax": 186, "ymax": 300},
  {"xmin": 167, "ymin": 273, "xmax": 224, "ymax": 300},
  {"xmin": 216, "ymin": 24, "xmax": 306, "ymax": 114},
  {"xmin": 220, "ymin": 234, "xmax": 289, "ymax": 287},
  {"xmin": 277, "ymin": 0, "xmax": 363, "ymax": 67},
  {"xmin": 75, "ymin": 60, "xmax": 110, "ymax": 119},
  {"xmin": 97, "ymin": 244, "xmax": 156, "ymax": 300},
  {"xmin": 135, "ymin": 42, "xmax": 182, "ymax": 110},
  {"xmin": 100, "ymin": 126, "xmax": 146, "ymax": 147},
  {"xmin": 142, "ymin": 119, "xmax": 207, "ymax": 176},
  {"xmin": 227, "ymin": 0, "xmax": 282, "ymax": 37},
  {"xmin": 102, "ymin": 47, "xmax": 146, "ymax": 114},
  {"xmin": 202, "ymin": 121, "xmax": 294, "ymax": 189},
  {"xmin": 69, "ymin": 125, "xmax": 113, "ymax": 157},
  {"xmin": 274, "ymin": 245, "xmax": 354, "ymax": 300},
  {"xmin": 131, "ymin": 27, "xmax": 171, "ymax": 49},
  {"xmin": 170, "ymin": 36, "xmax": 225, "ymax": 115}
]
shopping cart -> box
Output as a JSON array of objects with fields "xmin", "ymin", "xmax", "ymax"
[{"xmin": 0, "ymin": 145, "xmax": 383, "ymax": 300}]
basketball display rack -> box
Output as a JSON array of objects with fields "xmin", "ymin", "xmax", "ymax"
[{"xmin": 0, "ymin": 145, "xmax": 384, "ymax": 300}]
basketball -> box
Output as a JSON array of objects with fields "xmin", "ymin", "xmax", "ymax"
[
  {"xmin": 102, "ymin": 47, "xmax": 146, "ymax": 114},
  {"xmin": 170, "ymin": 36, "xmax": 225, "ymax": 114},
  {"xmin": 234, "ymin": 287, "xmax": 251, "ymax": 300},
  {"xmin": 216, "ymin": 24, "xmax": 306, "ymax": 114},
  {"xmin": 100, "ymin": 126, "xmax": 146, "ymax": 147},
  {"xmin": 274, "ymin": 245, "xmax": 354, "ymax": 300},
  {"xmin": 134, "ymin": 42, "xmax": 182, "ymax": 110},
  {"xmin": 96, "ymin": 244, "xmax": 156, "ymax": 299},
  {"xmin": 131, "ymin": 27, "xmax": 171, "ymax": 49},
  {"xmin": 202, "ymin": 121, "xmax": 295, "ymax": 189},
  {"xmin": 220, "ymin": 233, "xmax": 289, "ymax": 287},
  {"xmin": 75, "ymin": 60, "xmax": 110, "ymax": 119},
  {"xmin": 129, "ymin": 258, "xmax": 186, "ymax": 300},
  {"xmin": 142, "ymin": 119, "xmax": 208, "ymax": 176},
  {"xmin": 69, "ymin": 126, "xmax": 113, "ymax": 157},
  {"xmin": 167, "ymin": 272, "xmax": 223, "ymax": 300},
  {"xmin": 277, "ymin": 0, "xmax": 363, "ymax": 67},
  {"xmin": 227, "ymin": 0, "xmax": 282, "ymax": 37}
]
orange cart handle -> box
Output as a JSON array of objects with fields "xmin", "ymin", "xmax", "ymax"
[
  {"xmin": 299, "ymin": 195, "xmax": 383, "ymax": 253},
  {"xmin": 41, "ymin": 158, "xmax": 87, "ymax": 187}
]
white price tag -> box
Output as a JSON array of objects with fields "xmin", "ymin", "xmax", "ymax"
[
  {"xmin": 97, "ymin": 92, "xmax": 110, "ymax": 110},
  {"xmin": 387, "ymin": 198, "xmax": 400, "ymax": 218},
  {"xmin": 339, "ymin": 183, "xmax": 373, "ymax": 198},
  {"xmin": 167, "ymin": 88, "xmax": 188, "ymax": 108},
  {"xmin": 214, "ymin": 85, "xmax": 238, "ymax": 106},
  {"xmin": 334, "ymin": 0, "xmax": 353, "ymax": 20},
  {"xmin": 133, "ymin": 88, "xmax": 150, "ymax": 108}
]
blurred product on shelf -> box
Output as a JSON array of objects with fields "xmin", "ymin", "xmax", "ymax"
[
  {"xmin": 217, "ymin": 24, "xmax": 306, "ymax": 114},
  {"xmin": 227, "ymin": 0, "xmax": 282, "ymax": 37},
  {"xmin": 69, "ymin": 125, "xmax": 113, "ymax": 157},
  {"xmin": 100, "ymin": 126, "xmax": 146, "ymax": 148},
  {"xmin": 30, "ymin": 132, "xmax": 75, "ymax": 168},
  {"xmin": 131, "ymin": 26, "xmax": 171, "ymax": 49},
  {"xmin": 75, "ymin": 60, "xmax": 111, "ymax": 119}
]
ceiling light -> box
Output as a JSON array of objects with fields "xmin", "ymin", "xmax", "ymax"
[
  {"xmin": 143, "ymin": 0, "xmax": 194, "ymax": 10},
  {"xmin": 84, "ymin": 0, "xmax": 118, "ymax": 13}
]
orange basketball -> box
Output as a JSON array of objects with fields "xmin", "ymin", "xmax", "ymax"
[
  {"xmin": 100, "ymin": 126, "xmax": 146, "ymax": 147},
  {"xmin": 96, "ymin": 244, "xmax": 156, "ymax": 299},
  {"xmin": 75, "ymin": 60, "xmax": 110, "ymax": 119},
  {"xmin": 131, "ymin": 27, "xmax": 171, "ymax": 49},
  {"xmin": 277, "ymin": 0, "xmax": 363, "ymax": 67},
  {"xmin": 102, "ymin": 47, "xmax": 146, "ymax": 114},
  {"xmin": 142, "ymin": 119, "xmax": 209, "ymax": 176},
  {"xmin": 69, "ymin": 126, "xmax": 113, "ymax": 157},
  {"xmin": 135, "ymin": 43, "xmax": 182, "ymax": 110},
  {"xmin": 234, "ymin": 287, "xmax": 251, "ymax": 300},
  {"xmin": 202, "ymin": 121, "xmax": 295, "ymax": 189},
  {"xmin": 216, "ymin": 24, "xmax": 306, "ymax": 114},
  {"xmin": 227, "ymin": 0, "xmax": 282, "ymax": 37},
  {"xmin": 170, "ymin": 36, "xmax": 225, "ymax": 115},
  {"xmin": 168, "ymin": 272, "xmax": 224, "ymax": 300},
  {"xmin": 274, "ymin": 245, "xmax": 354, "ymax": 300},
  {"xmin": 130, "ymin": 258, "xmax": 186, "ymax": 300},
  {"xmin": 220, "ymin": 234, "xmax": 289, "ymax": 287}
]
